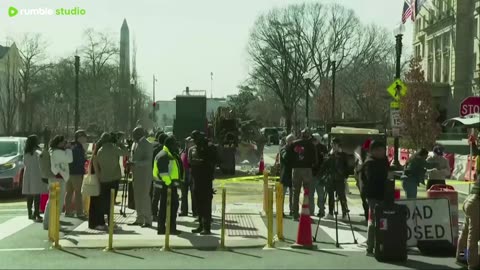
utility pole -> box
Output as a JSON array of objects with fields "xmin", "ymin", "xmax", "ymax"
[
  {"xmin": 331, "ymin": 59, "xmax": 337, "ymax": 122},
  {"xmin": 130, "ymin": 82, "xmax": 134, "ymax": 132},
  {"xmin": 210, "ymin": 72, "xmax": 214, "ymax": 99},
  {"xmin": 74, "ymin": 55, "xmax": 80, "ymax": 131},
  {"xmin": 393, "ymin": 27, "xmax": 404, "ymax": 168},
  {"xmin": 152, "ymin": 75, "xmax": 157, "ymax": 126}
]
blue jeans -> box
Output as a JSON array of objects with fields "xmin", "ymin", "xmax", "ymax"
[
  {"xmin": 43, "ymin": 178, "xmax": 66, "ymax": 230},
  {"xmin": 402, "ymin": 180, "xmax": 418, "ymax": 199},
  {"xmin": 309, "ymin": 176, "xmax": 326, "ymax": 215}
]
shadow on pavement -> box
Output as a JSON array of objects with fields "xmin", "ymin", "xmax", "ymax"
[
  {"xmin": 172, "ymin": 250, "xmax": 205, "ymax": 259},
  {"xmin": 58, "ymin": 248, "xmax": 87, "ymax": 259},
  {"xmin": 389, "ymin": 258, "xmax": 458, "ymax": 269},
  {"xmin": 229, "ymin": 249, "xmax": 262, "ymax": 259},
  {"xmin": 113, "ymin": 250, "xmax": 144, "ymax": 260}
]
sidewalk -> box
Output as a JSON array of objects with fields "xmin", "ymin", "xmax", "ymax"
[{"xmin": 59, "ymin": 205, "xmax": 268, "ymax": 249}]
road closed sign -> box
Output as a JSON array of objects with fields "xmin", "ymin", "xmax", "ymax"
[
  {"xmin": 460, "ymin": 96, "xmax": 480, "ymax": 117},
  {"xmin": 396, "ymin": 198, "xmax": 453, "ymax": 247}
]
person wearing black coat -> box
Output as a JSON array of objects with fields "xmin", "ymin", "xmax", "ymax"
[
  {"xmin": 279, "ymin": 134, "xmax": 294, "ymax": 216},
  {"xmin": 360, "ymin": 140, "xmax": 390, "ymax": 255}
]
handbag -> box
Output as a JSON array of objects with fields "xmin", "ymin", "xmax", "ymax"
[{"xmin": 81, "ymin": 158, "xmax": 100, "ymax": 197}]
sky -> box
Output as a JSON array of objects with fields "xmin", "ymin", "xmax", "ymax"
[{"xmin": 0, "ymin": 0, "xmax": 414, "ymax": 101}]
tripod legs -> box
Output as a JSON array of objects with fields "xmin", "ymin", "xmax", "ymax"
[{"xmin": 120, "ymin": 172, "xmax": 128, "ymax": 217}]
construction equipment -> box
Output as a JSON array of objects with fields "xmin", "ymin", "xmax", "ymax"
[{"xmin": 213, "ymin": 107, "xmax": 238, "ymax": 175}]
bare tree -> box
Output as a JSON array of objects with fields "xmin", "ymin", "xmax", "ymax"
[
  {"xmin": 0, "ymin": 54, "xmax": 21, "ymax": 135},
  {"xmin": 248, "ymin": 5, "xmax": 310, "ymax": 132},
  {"xmin": 18, "ymin": 33, "xmax": 50, "ymax": 132}
]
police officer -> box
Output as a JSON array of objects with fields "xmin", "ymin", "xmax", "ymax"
[
  {"xmin": 151, "ymin": 132, "xmax": 168, "ymax": 221},
  {"xmin": 153, "ymin": 136, "xmax": 183, "ymax": 235},
  {"xmin": 189, "ymin": 132, "xmax": 217, "ymax": 235}
]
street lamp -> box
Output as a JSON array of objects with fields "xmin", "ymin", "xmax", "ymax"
[
  {"xmin": 130, "ymin": 78, "xmax": 135, "ymax": 132},
  {"xmin": 303, "ymin": 71, "xmax": 314, "ymax": 128},
  {"xmin": 74, "ymin": 55, "xmax": 80, "ymax": 131},
  {"xmin": 392, "ymin": 24, "xmax": 405, "ymax": 168},
  {"xmin": 331, "ymin": 51, "xmax": 340, "ymax": 123}
]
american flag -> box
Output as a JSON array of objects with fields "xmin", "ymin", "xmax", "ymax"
[{"xmin": 402, "ymin": 0, "xmax": 413, "ymax": 23}]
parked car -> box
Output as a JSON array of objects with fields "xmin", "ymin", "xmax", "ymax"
[
  {"xmin": 0, "ymin": 137, "xmax": 27, "ymax": 193},
  {"xmin": 260, "ymin": 127, "xmax": 280, "ymax": 145}
]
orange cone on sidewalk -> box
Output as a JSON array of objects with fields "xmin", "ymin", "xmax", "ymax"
[
  {"xmin": 258, "ymin": 155, "xmax": 265, "ymax": 175},
  {"xmin": 292, "ymin": 188, "xmax": 316, "ymax": 249}
]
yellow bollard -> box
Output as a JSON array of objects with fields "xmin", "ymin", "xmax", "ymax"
[
  {"xmin": 52, "ymin": 182, "xmax": 61, "ymax": 249},
  {"xmin": 47, "ymin": 183, "xmax": 56, "ymax": 242},
  {"xmin": 263, "ymin": 171, "xmax": 269, "ymax": 214},
  {"xmin": 104, "ymin": 189, "xmax": 116, "ymax": 252},
  {"xmin": 217, "ymin": 187, "xmax": 228, "ymax": 251},
  {"xmin": 161, "ymin": 187, "xmax": 172, "ymax": 252},
  {"xmin": 264, "ymin": 186, "xmax": 275, "ymax": 249},
  {"xmin": 275, "ymin": 183, "xmax": 284, "ymax": 241},
  {"xmin": 83, "ymin": 195, "xmax": 90, "ymax": 216}
]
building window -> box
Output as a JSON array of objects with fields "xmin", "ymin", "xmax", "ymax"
[
  {"xmin": 475, "ymin": 18, "xmax": 478, "ymax": 38},
  {"xmin": 415, "ymin": 45, "xmax": 421, "ymax": 59},
  {"xmin": 474, "ymin": 53, "xmax": 478, "ymax": 77},
  {"xmin": 427, "ymin": 40, "xmax": 434, "ymax": 82},
  {"xmin": 442, "ymin": 33, "xmax": 450, "ymax": 83},
  {"xmin": 435, "ymin": 37, "xmax": 441, "ymax": 82}
]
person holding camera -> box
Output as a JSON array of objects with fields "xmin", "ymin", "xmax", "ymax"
[
  {"xmin": 323, "ymin": 138, "xmax": 349, "ymax": 219},
  {"xmin": 153, "ymin": 136, "xmax": 183, "ymax": 235}
]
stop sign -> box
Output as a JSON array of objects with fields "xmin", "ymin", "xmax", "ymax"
[{"xmin": 460, "ymin": 96, "xmax": 480, "ymax": 117}]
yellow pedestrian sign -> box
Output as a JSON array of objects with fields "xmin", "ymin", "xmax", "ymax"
[{"xmin": 387, "ymin": 79, "xmax": 407, "ymax": 101}]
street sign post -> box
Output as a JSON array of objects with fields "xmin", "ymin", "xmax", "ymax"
[
  {"xmin": 460, "ymin": 96, "xmax": 480, "ymax": 117},
  {"xmin": 390, "ymin": 109, "xmax": 403, "ymax": 137}
]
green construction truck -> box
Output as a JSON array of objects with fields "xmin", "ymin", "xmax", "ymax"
[{"xmin": 173, "ymin": 88, "xmax": 207, "ymax": 144}]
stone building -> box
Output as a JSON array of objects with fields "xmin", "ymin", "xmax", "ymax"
[{"xmin": 412, "ymin": 0, "xmax": 479, "ymax": 118}]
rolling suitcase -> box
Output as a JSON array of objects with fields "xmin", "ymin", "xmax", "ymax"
[{"xmin": 374, "ymin": 203, "xmax": 408, "ymax": 262}]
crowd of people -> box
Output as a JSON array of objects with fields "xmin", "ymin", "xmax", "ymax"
[{"xmin": 20, "ymin": 126, "xmax": 218, "ymax": 237}]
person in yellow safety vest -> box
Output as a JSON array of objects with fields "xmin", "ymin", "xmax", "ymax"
[{"xmin": 153, "ymin": 135, "xmax": 183, "ymax": 235}]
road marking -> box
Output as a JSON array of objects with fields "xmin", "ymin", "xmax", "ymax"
[
  {"xmin": 0, "ymin": 248, "xmax": 45, "ymax": 252},
  {"xmin": 0, "ymin": 216, "xmax": 34, "ymax": 241}
]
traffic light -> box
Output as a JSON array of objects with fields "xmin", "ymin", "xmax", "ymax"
[{"xmin": 153, "ymin": 101, "xmax": 156, "ymax": 108}]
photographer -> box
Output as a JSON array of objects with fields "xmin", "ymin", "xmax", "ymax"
[{"xmin": 323, "ymin": 138, "xmax": 349, "ymax": 219}]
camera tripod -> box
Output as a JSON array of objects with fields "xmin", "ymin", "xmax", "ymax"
[
  {"xmin": 119, "ymin": 167, "xmax": 130, "ymax": 217},
  {"xmin": 313, "ymin": 190, "xmax": 357, "ymax": 248}
]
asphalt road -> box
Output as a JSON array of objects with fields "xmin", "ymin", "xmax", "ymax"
[{"xmin": 0, "ymin": 145, "xmax": 469, "ymax": 269}]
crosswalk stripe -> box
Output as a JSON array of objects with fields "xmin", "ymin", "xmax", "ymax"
[
  {"xmin": 0, "ymin": 216, "xmax": 34, "ymax": 241},
  {"xmin": 0, "ymin": 208, "xmax": 27, "ymax": 212},
  {"xmin": 314, "ymin": 218, "xmax": 367, "ymax": 246}
]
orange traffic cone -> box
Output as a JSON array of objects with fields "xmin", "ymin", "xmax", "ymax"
[
  {"xmin": 292, "ymin": 188, "xmax": 316, "ymax": 249},
  {"xmin": 258, "ymin": 155, "xmax": 265, "ymax": 175}
]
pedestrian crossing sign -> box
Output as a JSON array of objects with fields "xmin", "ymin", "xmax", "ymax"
[{"xmin": 387, "ymin": 79, "xmax": 407, "ymax": 101}]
